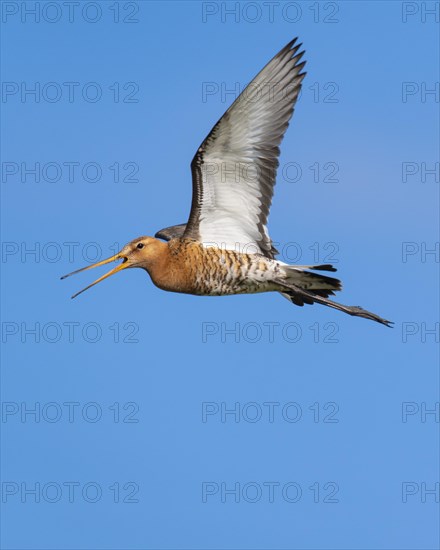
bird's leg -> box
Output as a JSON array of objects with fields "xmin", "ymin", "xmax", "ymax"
[{"xmin": 276, "ymin": 280, "xmax": 393, "ymax": 327}]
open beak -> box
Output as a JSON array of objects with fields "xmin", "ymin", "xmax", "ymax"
[{"xmin": 61, "ymin": 253, "xmax": 129, "ymax": 299}]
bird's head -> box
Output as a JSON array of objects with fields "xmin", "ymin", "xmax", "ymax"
[{"xmin": 61, "ymin": 236, "xmax": 166, "ymax": 298}]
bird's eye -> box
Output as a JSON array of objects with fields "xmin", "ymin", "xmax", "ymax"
[{"xmin": 137, "ymin": 243, "xmax": 144, "ymax": 249}]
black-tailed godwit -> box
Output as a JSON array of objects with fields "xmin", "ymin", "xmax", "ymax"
[{"xmin": 62, "ymin": 38, "xmax": 391, "ymax": 326}]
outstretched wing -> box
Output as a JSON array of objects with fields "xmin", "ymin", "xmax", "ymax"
[{"xmin": 183, "ymin": 38, "xmax": 306, "ymax": 258}]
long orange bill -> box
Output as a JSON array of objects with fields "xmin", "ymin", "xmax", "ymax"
[{"xmin": 60, "ymin": 254, "xmax": 129, "ymax": 299}]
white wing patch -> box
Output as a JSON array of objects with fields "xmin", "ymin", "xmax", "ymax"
[{"xmin": 185, "ymin": 38, "xmax": 306, "ymax": 258}]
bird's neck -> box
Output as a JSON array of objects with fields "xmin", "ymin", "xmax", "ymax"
[
  {"xmin": 143, "ymin": 240, "xmax": 179, "ymax": 293},
  {"xmin": 147, "ymin": 239, "xmax": 196, "ymax": 294}
]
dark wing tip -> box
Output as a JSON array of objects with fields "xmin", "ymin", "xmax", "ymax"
[
  {"xmin": 295, "ymin": 60, "xmax": 307, "ymax": 73},
  {"xmin": 277, "ymin": 38, "xmax": 306, "ymax": 64},
  {"xmin": 283, "ymin": 37, "xmax": 299, "ymax": 51}
]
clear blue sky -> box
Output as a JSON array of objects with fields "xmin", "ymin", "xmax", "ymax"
[{"xmin": 1, "ymin": 1, "xmax": 439, "ymax": 549}]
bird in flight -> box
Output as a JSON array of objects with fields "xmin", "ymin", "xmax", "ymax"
[{"xmin": 62, "ymin": 38, "xmax": 391, "ymax": 326}]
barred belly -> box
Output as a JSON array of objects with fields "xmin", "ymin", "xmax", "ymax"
[{"xmin": 191, "ymin": 246, "xmax": 282, "ymax": 296}]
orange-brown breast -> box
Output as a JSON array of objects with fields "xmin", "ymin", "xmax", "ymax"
[{"xmin": 146, "ymin": 239, "xmax": 199, "ymax": 294}]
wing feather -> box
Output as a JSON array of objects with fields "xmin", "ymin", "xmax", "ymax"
[{"xmin": 184, "ymin": 38, "xmax": 306, "ymax": 258}]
